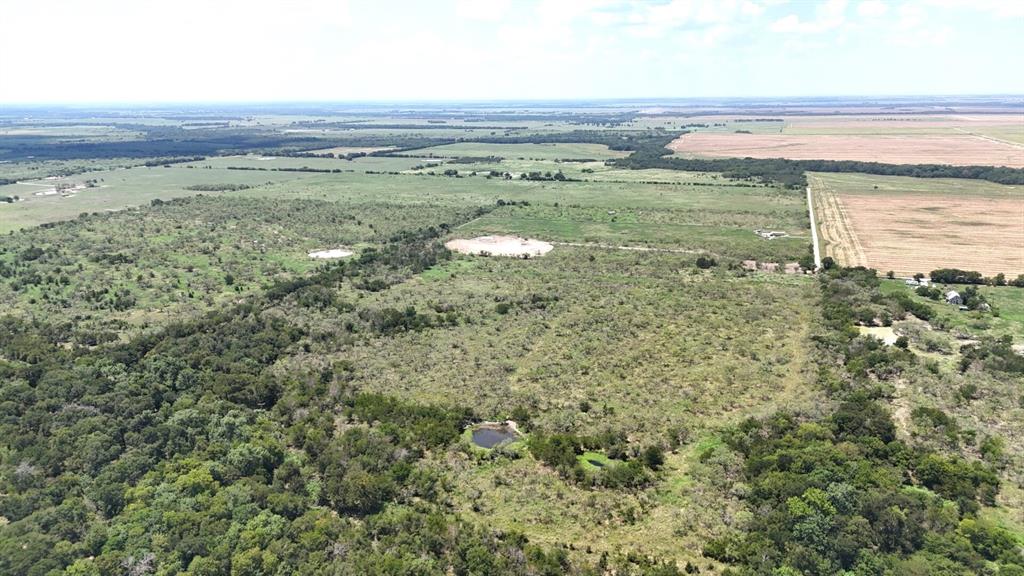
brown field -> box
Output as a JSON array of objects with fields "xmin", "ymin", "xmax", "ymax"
[
  {"xmin": 670, "ymin": 132, "xmax": 1024, "ymax": 167},
  {"xmin": 677, "ymin": 113, "xmax": 1022, "ymax": 127},
  {"xmin": 810, "ymin": 173, "xmax": 1024, "ymax": 277}
]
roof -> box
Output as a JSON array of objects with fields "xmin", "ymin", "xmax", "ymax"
[{"xmin": 945, "ymin": 290, "xmax": 961, "ymax": 299}]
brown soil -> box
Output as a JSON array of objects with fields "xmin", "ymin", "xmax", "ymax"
[{"xmin": 446, "ymin": 235, "xmax": 553, "ymax": 257}]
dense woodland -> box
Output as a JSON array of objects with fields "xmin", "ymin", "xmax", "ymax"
[{"xmin": 0, "ymin": 210, "xmax": 691, "ymax": 575}]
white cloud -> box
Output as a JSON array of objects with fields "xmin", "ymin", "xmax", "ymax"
[
  {"xmin": 770, "ymin": 14, "xmax": 800, "ymax": 32},
  {"xmin": 891, "ymin": 23, "xmax": 953, "ymax": 47},
  {"xmin": 741, "ymin": 1, "xmax": 766, "ymax": 17},
  {"xmin": 923, "ymin": 0, "xmax": 1024, "ymax": 18},
  {"xmin": 857, "ymin": 0, "xmax": 888, "ymax": 17},
  {"xmin": 623, "ymin": 0, "xmax": 767, "ymax": 40},
  {"xmin": 454, "ymin": 0, "xmax": 511, "ymax": 21},
  {"xmin": 770, "ymin": 0, "xmax": 848, "ymax": 33},
  {"xmin": 895, "ymin": 3, "xmax": 925, "ymax": 29}
]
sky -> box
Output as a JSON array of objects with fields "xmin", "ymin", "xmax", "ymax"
[{"xmin": 1, "ymin": 0, "xmax": 1022, "ymax": 103}]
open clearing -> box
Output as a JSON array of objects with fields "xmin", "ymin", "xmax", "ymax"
[
  {"xmin": 445, "ymin": 235, "xmax": 553, "ymax": 257},
  {"xmin": 670, "ymin": 132, "xmax": 1024, "ymax": 167},
  {"xmin": 308, "ymin": 248, "xmax": 353, "ymax": 259},
  {"xmin": 811, "ymin": 172, "xmax": 1024, "ymax": 276}
]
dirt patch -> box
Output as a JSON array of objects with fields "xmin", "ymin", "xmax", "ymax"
[
  {"xmin": 669, "ymin": 132, "xmax": 1024, "ymax": 168},
  {"xmin": 308, "ymin": 248, "xmax": 353, "ymax": 259},
  {"xmin": 446, "ymin": 235, "xmax": 553, "ymax": 257},
  {"xmin": 859, "ymin": 325, "xmax": 898, "ymax": 345}
]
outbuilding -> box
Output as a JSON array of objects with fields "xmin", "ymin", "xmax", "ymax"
[{"xmin": 945, "ymin": 290, "xmax": 963, "ymax": 305}]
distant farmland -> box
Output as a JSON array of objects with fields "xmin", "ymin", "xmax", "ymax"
[
  {"xmin": 670, "ymin": 113, "xmax": 1024, "ymax": 167},
  {"xmin": 810, "ymin": 172, "xmax": 1024, "ymax": 277}
]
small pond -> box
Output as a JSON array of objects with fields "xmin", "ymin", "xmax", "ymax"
[
  {"xmin": 586, "ymin": 458, "xmax": 605, "ymax": 468},
  {"xmin": 471, "ymin": 425, "xmax": 518, "ymax": 449}
]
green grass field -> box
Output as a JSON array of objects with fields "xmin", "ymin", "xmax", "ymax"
[
  {"xmin": 399, "ymin": 142, "xmax": 631, "ymax": 160},
  {"xmin": 809, "ymin": 171, "xmax": 1021, "ymax": 198},
  {"xmin": 0, "ymin": 165, "xmax": 315, "ymax": 233}
]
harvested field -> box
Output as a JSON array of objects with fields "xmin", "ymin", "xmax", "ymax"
[
  {"xmin": 810, "ymin": 172, "xmax": 1024, "ymax": 277},
  {"xmin": 446, "ymin": 235, "xmax": 553, "ymax": 257},
  {"xmin": 669, "ymin": 132, "xmax": 1024, "ymax": 167}
]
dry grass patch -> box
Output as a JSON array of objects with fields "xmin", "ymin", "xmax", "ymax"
[
  {"xmin": 670, "ymin": 132, "xmax": 1024, "ymax": 167},
  {"xmin": 811, "ymin": 173, "xmax": 1024, "ymax": 276}
]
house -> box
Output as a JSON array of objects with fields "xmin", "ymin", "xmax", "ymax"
[
  {"xmin": 754, "ymin": 229, "xmax": 788, "ymax": 240},
  {"xmin": 945, "ymin": 291, "xmax": 963, "ymax": 305}
]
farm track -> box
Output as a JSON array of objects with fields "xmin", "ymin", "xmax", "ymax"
[
  {"xmin": 953, "ymin": 127, "xmax": 1024, "ymax": 150},
  {"xmin": 809, "ymin": 174, "xmax": 866, "ymax": 268},
  {"xmin": 806, "ymin": 186, "xmax": 821, "ymax": 269}
]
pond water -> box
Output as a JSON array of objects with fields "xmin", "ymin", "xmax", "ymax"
[
  {"xmin": 586, "ymin": 459, "xmax": 605, "ymax": 468},
  {"xmin": 471, "ymin": 426, "xmax": 518, "ymax": 449}
]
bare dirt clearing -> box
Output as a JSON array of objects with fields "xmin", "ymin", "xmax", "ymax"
[
  {"xmin": 811, "ymin": 173, "xmax": 1024, "ymax": 277},
  {"xmin": 670, "ymin": 133, "xmax": 1024, "ymax": 167},
  {"xmin": 308, "ymin": 248, "xmax": 353, "ymax": 259},
  {"xmin": 859, "ymin": 325, "xmax": 898, "ymax": 345},
  {"xmin": 445, "ymin": 235, "xmax": 553, "ymax": 257}
]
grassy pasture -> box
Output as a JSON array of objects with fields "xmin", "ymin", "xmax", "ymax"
[
  {"xmin": 398, "ymin": 142, "xmax": 631, "ymax": 161},
  {"xmin": 0, "ymin": 124, "xmax": 143, "ymax": 140},
  {"xmin": 457, "ymin": 209, "xmax": 808, "ymax": 261},
  {"xmin": 810, "ymin": 171, "xmax": 1022, "ymax": 198},
  {"xmin": 0, "ymin": 157, "xmax": 145, "ymax": 181},
  {"xmin": 244, "ymin": 169, "xmax": 803, "ymax": 212},
  {"xmin": 0, "ymin": 165, "xmax": 315, "ymax": 233},
  {"xmin": 185, "ymin": 154, "xmax": 427, "ymax": 172},
  {"xmin": 411, "ymin": 157, "xmax": 739, "ymax": 186}
]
